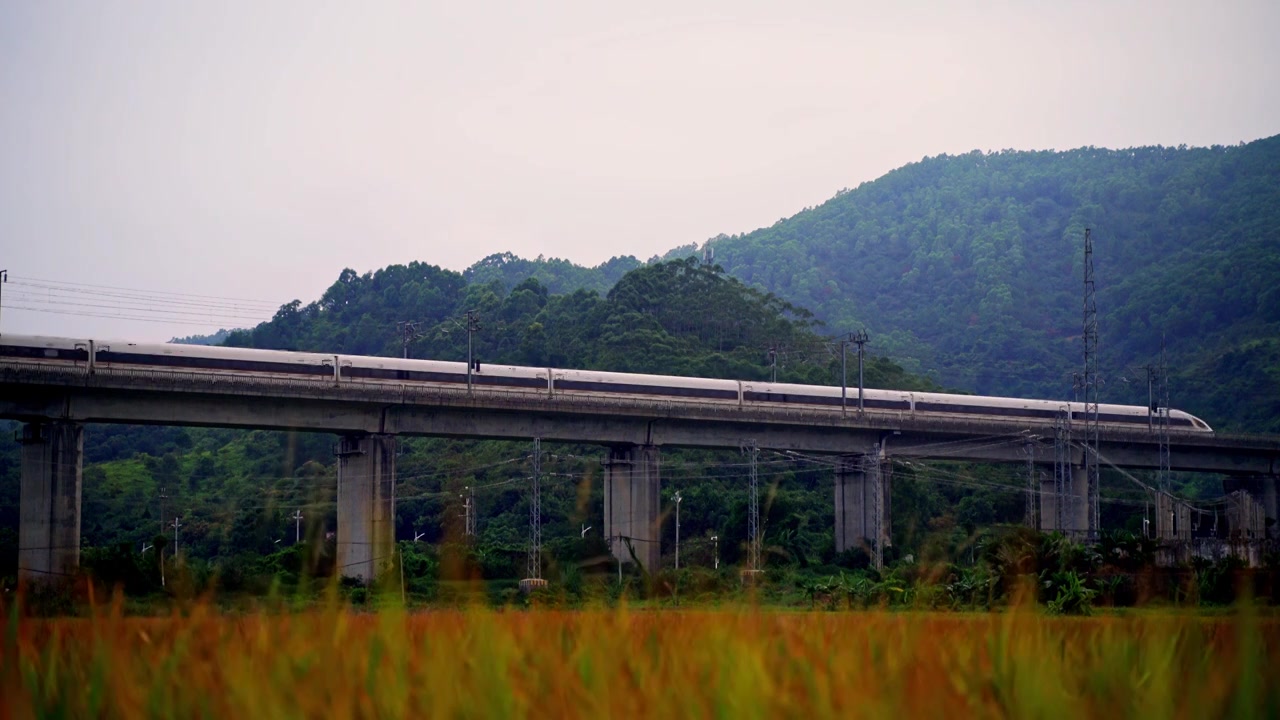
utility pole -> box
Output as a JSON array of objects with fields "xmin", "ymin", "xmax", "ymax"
[
  {"xmin": 1081, "ymin": 228, "xmax": 1101, "ymax": 541},
  {"xmin": 292, "ymin": 509, "xmax": 303, "ymax": 543},
  {"xmin": 528, "ymin": 438, "xmax": 542, "ymax": 581},
  {"xmin": 1157, "ymin": 337, "xmax": 1171, "ymax": 495},
  {"xmin": 1054, "ymin": 407, "xmax": 1072, "ymax": 533},
  {"xmin": 836, "ymin": 331, "xmax": 870, "ymax": 415},
  {"xmin": 171, "ymin": 516, "xmax": 182, "ymax": 558},
  {"xmin": 1142, "ymin": 364, "xmax": 1157, "ymax": 432},
  {"xmin": 396, "ymin": 321, "xmax": 423, "ymax": 359},
  {"xmin": 767, "ymin": 344, "xmax": 779, "ymax": 383},
  {"xmin": 156, "ymin": 486, "xmax": 169, "ymax": 587},
  {"xmin": 742, "ymin": 441, "xmax": 761, "ymax": 573},
  {"xmin": 840, "ymin": 336, "xmax": 848, "ymax": 415},
  {"xmin": 711, "ymin": 535, "xmax": 719, "ymax": 570},
  {"xmin": 464, "ymin": 310, "xmax": 481, "ymax": 392},
  {"xmin": 1024, "ymin": 439, "xmax": 1036, "ymax": 529},
  {"xmin": 160, "ymin": 487, "xmax": 168, "ymax": 536},
  {"xmin": 854, "ymin": 330, "xmax": 868, "ymax": 413},
  {"xmin": 674, "ymin": 490, "xmax": 683, "ymax": 570},
  {"xmin": 463, "ymin": 485, "xmax": 476, "ymax": 539},
  {"xmin": 0, "ymin": 269, "xmax": 7, "ymax": 335},
  {"xmin": 159, "ymin": 486, "xmax": 168, "ymax": 552}
]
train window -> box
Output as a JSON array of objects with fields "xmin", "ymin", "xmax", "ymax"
[{"xmin": 44, "ymin": 349, "xmax": 57, "ymax": 357}]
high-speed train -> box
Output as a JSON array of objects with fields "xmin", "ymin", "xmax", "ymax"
[{"xmin": 0, "ymin": 334, "xmax": 1214, "ymax": 432}]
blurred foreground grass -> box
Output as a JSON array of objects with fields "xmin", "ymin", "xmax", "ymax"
[{"xmin": 3, "ymin": 595, "xmax": 1277, "ymax": 719}]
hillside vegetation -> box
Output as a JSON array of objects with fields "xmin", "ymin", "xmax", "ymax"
[
  {"xmin": 4, "ymin": 138, "xmax": 1277, "ymax": 601},
  {"xmin": 695, "ymin": 137, "xmax": 1280, "ymax": 432},
  {"xmin": 472, "ymin": 137, "xmax": 1280, "ymax": 432},
  {"xmin": 3, "ymin": 261, "xmax": 963, "ymax": 589}
]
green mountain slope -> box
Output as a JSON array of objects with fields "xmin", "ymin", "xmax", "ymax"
[
  {"xmin": 694, "ymin": 137, "xmax": 1280, "ymax": 430},
  {"xmin": 455, "ymin": 137, "xmax": 1280, "ymax": 431}
]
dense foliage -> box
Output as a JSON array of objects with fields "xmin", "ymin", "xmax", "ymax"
[
  {"xmin": 690, "ymin": 137, "xmax": 1280, "ymax": 432},
  {"xmin": 452, "ymin": 137, "xmax": 1280, "ymax": 432},
  {"xmin": 5, "ymin": 136, "xmax": 1279, "ymax": 605},
  {"xmin": 463, "ymin": 252, "xmax": 644, "ymax": 297},
  {"xmin": 2, "ymin": 260, "xmax": 959, "ymax": 595}
]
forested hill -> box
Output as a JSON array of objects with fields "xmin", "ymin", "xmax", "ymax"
[
  {"xmin": 463, "ymin": 252, "xmax": 644, "ymax": 297},
  {"xmin": 226, "ymin": 258, "xmax": 936, "ymax": 389},
  {"xmin": 694, "ymin": 137, "xmax": 1280, "ymax": 426},
  {"xmin": 0, "ymin": 261, "xmax": 940, "ymax": 575},
  {"xmin": 464, "ymin": 136, "xmax": 1280, "ymax": 432}
]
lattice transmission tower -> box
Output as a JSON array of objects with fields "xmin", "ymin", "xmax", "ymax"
[
  {"xmin": 1054, "ymin": 407, "xmax": 1072, "ymax": 532},
  {"xmin": 528, "ymin": 438, "xmax": 542, "ymax": 581},
  {"xmin": 743, "ymin": 441, "xmax": 761, "ymax": 572},
  {"xmin": 1081, "ymin": 228, "xmax": 1101, "ymax": 540}
]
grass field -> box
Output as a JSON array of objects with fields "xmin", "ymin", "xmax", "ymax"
[{"xmin": 4, "ymin": 596, "xmax": 1277, "ymax": 719}]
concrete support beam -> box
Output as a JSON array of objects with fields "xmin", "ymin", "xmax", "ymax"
[
  {"xmin": 1038, "ymin": 466, "xmax": 1089, "ymax": 538},
  {"xmin": 834, "ymin": 454, "xmax": 890, "ymax": 556},
  {"xmin": 1223, "ymin": 475, "xmax": 1278, "ymax": 540},
  {"xmin": 603, "ymin": 444, "xmax": 661, "ymax": 571},
  {"xmin": 1154, "ymin": 492, "xmax": 1192, "ymax": 541},
  {"xmin": 19, "ymin": 422, "xmax": 83, "ymax": 584},
  {"xmin": 336, "ymin": 433, "xmax": 396, "ymax": 583}
]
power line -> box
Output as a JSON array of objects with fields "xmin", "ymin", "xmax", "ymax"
[
  {"xmin": 6, "ymin": 275, "xmax": 281, "ymax": 308},
  {"xmin": 396, "ymin": 321, "xmax": 426, "ymax": 359},
  {"xmin": 5, "ymin": 284, "xmax": 277, "ymax": 315},
  {"xmin": 6, "ymin": 304, "xmax": 261, "ymax": 327},
  {"xmin": 5, "ymin": 292, "xmax": 268, "ymax": 321}
]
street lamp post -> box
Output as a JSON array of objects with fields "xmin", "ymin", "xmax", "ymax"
[
  {"xmin": 0, "ymin": 269, "xmax": 7, "ymax": 335},
  {"xmin": 674, "ymin": 491, "xmax": 682, "ymax": 570}
]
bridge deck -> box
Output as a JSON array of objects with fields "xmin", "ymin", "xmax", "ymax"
[{"xmin": 2, "ymin": 361, "xmax": 1277, "ymax": 474}]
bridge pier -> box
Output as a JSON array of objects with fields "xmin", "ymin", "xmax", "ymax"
[
  {"xmin": 603, "ymin": 444, "xmax": 661, "ymax": 571},
  {"xmin": 1038, "ymin": 465, "xmax": 1089, "ymax": 538},
  {"xmin": 19, "ymin": 422, "xmax": 83, "ymax": 585},
  {"xmin": 336, "ymin": 433, "xmax": 396, "ymax": 583},
  {"xmin": 834, "ymin": 454, "xmax": 890, "ymax": 556},
  {"xmin": 1223, "ymin": 475, "xmax": 1278, "ymax": 539}
]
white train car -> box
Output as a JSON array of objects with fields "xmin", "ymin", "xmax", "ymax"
[
  {"xmin": 339, "ymin": 354, "xmax": 550, "ymax": 393},
  {"xmin": 92, "ymin": 339, "xmax": 338, "ymax": 380},
  {"xmin": 0, "ymin": 334, "xmax": 1215, "ymax": 432},
  {"xmin": 0, "ymin": 335, "xmax": 92, "ymax": 367},
  {"xmin": 742, "ymin": 380, "xmax": 913, "ymax": 413},
  {"xmin": 907, "ymin": 391, "xmax": 1210, "ymax": 430},
  {"xmin": 552, "ymin": 368, "xmax": 740, "ymax": 403}
]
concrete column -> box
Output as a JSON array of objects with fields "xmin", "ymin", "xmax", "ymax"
[
  {"xmin": 603, "ymin": 444, "xmax": 660, "ymax": 571},
  {"xmin": 834, "ymin": 455, "xmax": 867, "ymax": 553},
  {"xmin": 1038, "ymin": 473, "xmax": 1058, "ymax": 534},
  {"xmin": 19, "ymin": 422, "xmax": 83, "ymax": 584},
  {"xmin": 834, "ymin": 454, "xmax": 890, "ymax": 554},
  {"xmin": 1223, "ymin": 475, "xmax": 1278, "ymax": 540},
  {"xmin": 336, "ymin": 433, "xmax": 396, "ymax": 583},
  {"xmin": 1039, "ymin": 466, "xmax": 1089, "ymax": 538},
  {"xmin": 1154, "ymin": 492, "xmax": 1192, "ymax": 541}
]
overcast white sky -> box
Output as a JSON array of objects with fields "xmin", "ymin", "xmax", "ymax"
[{"xmin": 2, "ymin": 1, "xmax": 1277, "ymax": 341}]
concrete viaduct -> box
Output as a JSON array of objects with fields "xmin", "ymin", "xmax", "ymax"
[{"xmin": 3, "ymin": 361, "xmax": 1279, "ymax": 583}]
